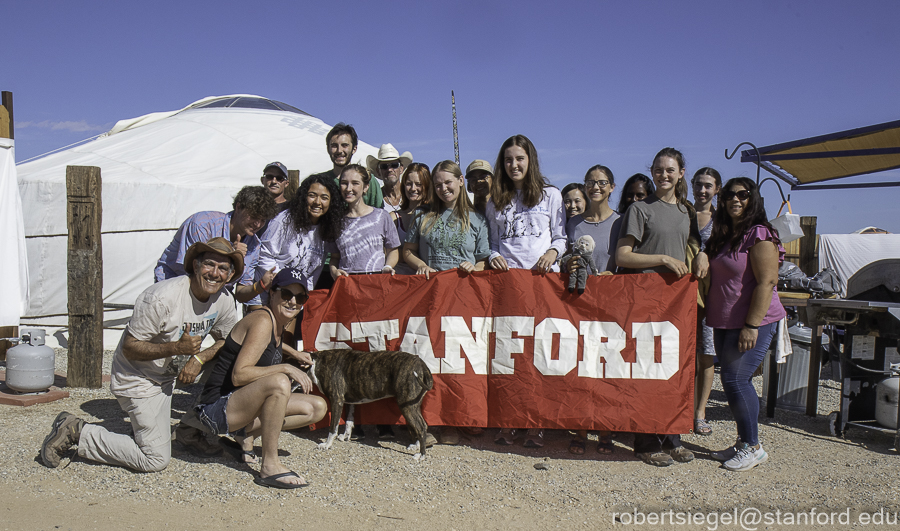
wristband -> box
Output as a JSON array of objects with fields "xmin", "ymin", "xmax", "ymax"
[
  {"xmin": 743, "ymin": 322, "xmax": 759, "ymax": 330},
  {"xmin": 258, "ymin": 277, "xmax": 268, "ymax": 291},
  {"xmin": 192, "ymin": 354, "xmax": 204, "ymax": 365}
]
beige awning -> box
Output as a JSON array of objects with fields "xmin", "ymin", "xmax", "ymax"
[{"xmin": 742, "ymin": 119, "xmax": 900, "ymax": 187}]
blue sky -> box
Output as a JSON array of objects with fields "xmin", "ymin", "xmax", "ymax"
[{"xmin": 5, "ymin": 0, "xmax": 899, "ymax": 234}]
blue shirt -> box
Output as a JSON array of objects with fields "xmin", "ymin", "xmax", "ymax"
[{"xmin": 154, "ymin": 211, "xmax": 259, "ymax": 286}]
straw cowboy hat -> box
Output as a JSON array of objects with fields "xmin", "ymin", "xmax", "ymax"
[
  {"xmin": 366, "ymin": 143, "xmax": 413, "ymax": 174},
  {"xmin": 183, "ymin": 237, "xmax": 245, "ymax": 283}
]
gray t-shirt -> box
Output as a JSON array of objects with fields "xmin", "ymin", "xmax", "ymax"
[
  {"xmin": 336, "ymin": 208, "xmax": 401, "ymax": 273},
  {"xmin": 405, "ymin": 209, "xmax": 490, "ymax": 271},
  {"xmin": 619, "ymin": 196, "xmax": 696, "ymax": 274},
  {"xmin": 565, "ymin": 212, "xmax": 622, "ymax": 273},
  {"xmin": 110, "ymin": 275, "xmax": 239, "ymax": 398}
]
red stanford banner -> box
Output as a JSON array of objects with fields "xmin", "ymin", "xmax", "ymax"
[{"xmin": 302, "ymin": 269, "xmax": 697, "ymax": 434}]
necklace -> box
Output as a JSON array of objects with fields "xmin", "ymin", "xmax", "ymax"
[{"xmin": 383, "ymin": 193, "xmax": 401, "ymax": 207}]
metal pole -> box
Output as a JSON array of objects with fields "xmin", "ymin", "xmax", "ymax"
[{"xmin": 451, "ymin": 91, "xmax": 459, "ymax": 166}]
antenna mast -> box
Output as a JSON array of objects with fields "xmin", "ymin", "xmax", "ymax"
[{"xmin": 451, "ymin": 91, "xmax": 459, "ymax": 166}]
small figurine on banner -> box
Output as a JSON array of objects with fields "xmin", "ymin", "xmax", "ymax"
[{"xmin": 560, "ymin": 235, "xmax": 599, "ymax": 295}]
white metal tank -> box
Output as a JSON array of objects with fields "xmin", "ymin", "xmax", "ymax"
[
  {"xmin": 875, "ymin": 373, "xmax": 899, "ymax": 429},
  {"xmin": 5, "ymin": 328, "xmax": 56, "ymax": 393}
]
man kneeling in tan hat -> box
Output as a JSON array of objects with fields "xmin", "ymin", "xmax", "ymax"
[
  {"xmin": 367, "ymin": 143, "xmax": 413, "ymax": 215},
  {"xmin": 40, "ymin": 239, "xmax": 242, "ymax": 472}
]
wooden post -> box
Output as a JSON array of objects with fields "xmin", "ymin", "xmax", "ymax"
[
  {"xmin": 0, "ymin": 91, "xmax": 14, "ymax": 358},
  {"xmin": 805, "ymin": 325, "xmax": 824, "ymax": 417},
  {"xmin": 286, "ymin": 169, "xmax": 300, "ymax": 202},
  {"xmin": 1, "ymin": 91, "xmax": 13, "ymax": 139},
  {"xmin": 66, "ymin": 166, "xmax": 104, "ymax": 388},
  {"xmin": 798, "ymin": 216, "xmax": 818, "ymax": 276}
]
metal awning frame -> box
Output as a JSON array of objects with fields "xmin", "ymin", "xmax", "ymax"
[{"xmin": 733, "ymin": 119, "xmax": 900, "ymax": 191}]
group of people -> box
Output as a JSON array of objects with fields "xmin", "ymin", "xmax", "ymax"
[{"xmin": 40, "ymin": 123, "xmax": 786, "ymax": 489}]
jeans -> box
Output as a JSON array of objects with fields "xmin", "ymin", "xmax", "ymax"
[{"xmin": 714, "ymin": 322, "xmax": 777, "ymax": 446}]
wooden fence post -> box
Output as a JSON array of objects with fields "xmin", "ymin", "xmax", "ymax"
[
  {"xmin": 0, "ymin": 91, "xmax": 14, "ymax": 358},
  {"xmin": 66, "ymin": 166, "xmax": 103, "ymax": 388},
  {"xmin": 798, "ymin": 216, "xmax": 818, "ymax": 276},
  {"xmin": 1, "ymin": 91, "xmax": 13, "ymax": 139}
]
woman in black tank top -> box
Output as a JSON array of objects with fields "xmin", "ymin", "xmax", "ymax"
[{"xmin": 198, "ymin": 268, "xmax": 326, "ymax": 489}]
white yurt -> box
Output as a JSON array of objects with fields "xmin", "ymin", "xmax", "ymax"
[{"xmin": 18, "ymin": 95, "xmax": 379, "ymax": 346}]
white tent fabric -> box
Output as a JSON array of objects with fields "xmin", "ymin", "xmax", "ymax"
[
  {"xmin": 818, "ymin": 234, "xmax": 900, "ymax": 297},
  {"xmin": 1, "ymin": 138, "xmax": 29, "ymax": 327},
  {"xmin": 18, "ymin": 96, "xmax": 379, "ymax": 326}
]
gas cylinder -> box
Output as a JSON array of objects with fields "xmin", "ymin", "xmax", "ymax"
[
  {"xmin": 5, "ymin": 328, "xmax": 56, "ymax": 393},
  {"xmin": 875, "ymin": 374, "xmax": 899, "ymax": 429}
]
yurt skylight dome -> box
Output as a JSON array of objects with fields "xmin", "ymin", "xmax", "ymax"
[{"xmin": 188, "ymin": 96, "xmax": 309, "ymax": 116}]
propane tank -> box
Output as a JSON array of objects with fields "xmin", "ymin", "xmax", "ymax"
[
  {"xmin": 5, "ymin": 328, "xmax": 56, "ymax": 393},
  {"xmin": 875, "ymin": 370, "xmax": 899, "ymax": 429}
]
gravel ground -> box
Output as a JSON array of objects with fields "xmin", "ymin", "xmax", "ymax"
[{"xmin": 1, "ymin": 349, "xmax": 897, "ymax": 530}]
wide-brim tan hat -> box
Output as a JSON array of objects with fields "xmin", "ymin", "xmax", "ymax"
[
  {"xmin": 183, "ymin": 237, "xmax": 244, "ymax": 284},
  {"xmin": 366, "ymin": 143, "xmax": 413, "ymax": 174}
]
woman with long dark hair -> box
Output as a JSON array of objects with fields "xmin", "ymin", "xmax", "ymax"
[
  {"xmin": 616, "ymin": 147, "xmax": 706, "ymax": 467},
  {"xmin": 616, "ymin": 173, "xmax": 655, "ymax": 214},
  {"xmin": 705, "ymin": 177, "xmax": 785, "ymax": 472},
  {"xmin": 257, "ymin": 174, "xmax": 346, "ymax": 297}
]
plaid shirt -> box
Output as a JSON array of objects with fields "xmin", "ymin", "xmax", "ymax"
[{"xmin": 154, "ymin": 211, "xmax": 259, "ymax": 286}]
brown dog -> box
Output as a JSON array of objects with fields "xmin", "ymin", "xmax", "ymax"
[{"xmin": 309, "ymin": 349, "xmax": 434, "ymax": 460}]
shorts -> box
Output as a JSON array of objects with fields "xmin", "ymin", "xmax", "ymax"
[{"xmin": 195, "ymin": 393, "xmax": 246, "ymax": 437}]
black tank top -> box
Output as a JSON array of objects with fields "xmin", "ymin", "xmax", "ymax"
[{"xmin": 199, "ymin": 309, "xmax": 282, "ymax": 405}]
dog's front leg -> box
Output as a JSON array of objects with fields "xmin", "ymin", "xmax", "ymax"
[
  {"xmin": 318, "ymin": 398, "xmax": 344, "ymax": 450},
  {"xmin": 339, "ymin": 404, "xmax": 355, "ymax": 442}
]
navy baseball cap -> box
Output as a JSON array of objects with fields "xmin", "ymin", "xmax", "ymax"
[{"xmin": 264, "ymin": 161, "xmax": 288, "ymax": 177}]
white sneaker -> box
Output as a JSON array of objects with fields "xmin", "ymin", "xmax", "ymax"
[{"xmin": 723, "ymin": 443, "xmax": 768, "ymax": 472}]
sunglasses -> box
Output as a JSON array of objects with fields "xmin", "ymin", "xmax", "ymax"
[
  {"xmin": 379, "ymin": 162, "xmax": 401, "ymax": 171},
  {"xmin": 723, "ymin": 190, "xmax": 751, "ymax": 201},
  {"xmin": 276, "ymin": 287, "xmax": 306, "ymax": 302},
  {"xmin": 263, "ymin": 174, "xmax": 288, "ymax": 183}
]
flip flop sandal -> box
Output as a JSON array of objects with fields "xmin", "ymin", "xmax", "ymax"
[
  {"xmin": 254, "ymin": 471, "xmax": 308, "ymax": 489},
  {"xmin": 597, "ymin": 436, "xmax": 615, "ymax": 454},
  {"xmin": 568, "ymin": 436, "xmax": 586, "ymax": 455},
  {"xmin": 494, "ymin": 429, "xmax": 517, "ymax": 445},
  {"xmin": 694, "ymin": 419, "xmax": 713, "ymax": 436},
  {"xmin": 237, "ymin": 450, "xmax": 259, "ymax": 464},
  {"xmin": 523, "ymin": 429, "xmax": 544, "ymax": 448}
]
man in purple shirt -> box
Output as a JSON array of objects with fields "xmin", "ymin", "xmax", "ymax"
[{"xmin": 155, "ymin": 185, "xmax": 277, "ymax": 303}]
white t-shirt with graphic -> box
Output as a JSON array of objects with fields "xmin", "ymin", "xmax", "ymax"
[{"xmin": 110, "ymin": 276, "xmax": 239, "ymax": 398}]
